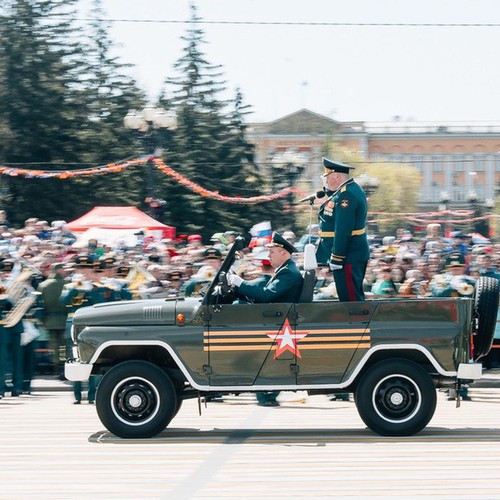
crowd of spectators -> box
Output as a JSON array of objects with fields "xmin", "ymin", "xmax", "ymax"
[
  {"xmin": 0, "ymin": 215, "xmax": 499, "ymax": 400},
  {"xmin": 1, "ymin": 217, "xmax": 498, "ymax": 302}
]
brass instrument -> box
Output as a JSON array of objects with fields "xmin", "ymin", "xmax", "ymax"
[
  {"xmin": 6, "ymin": 268, "xmax": 33, "ymax": 302},
  {"xmin": 3, "ymin": 266, "xmax": 40, "ymax": 328},
  {"xmin": 4, "ymin": 293, "xmax": 38, "ymax": 328},
  {"xmin": 125, "ymin": 265, "xmax": 157, "ymax": 299}
]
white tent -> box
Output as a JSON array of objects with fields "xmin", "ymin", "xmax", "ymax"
[{"xmin": 72, "ymin": 227, "xmax": 141, "ymax": 249}]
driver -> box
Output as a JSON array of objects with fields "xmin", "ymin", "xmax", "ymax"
[{"xmin": 227, "ymin": 232, "xmax": 303, "ymax": 303}]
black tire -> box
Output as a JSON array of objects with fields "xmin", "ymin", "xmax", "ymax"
[
  {"xmin": 473, "ymin": 277, "xmax": 500, "ymax": 360},
  {"xmin": 355, "ymin": 359, "xmax": 436, "ymax": 436},
  {"xmin": 96, "ymin": 361, "xmax": 177, "ymax": 438}
]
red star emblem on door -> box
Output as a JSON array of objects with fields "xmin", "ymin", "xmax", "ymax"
[{"xmin": 266, "ymin": 317, "xmax": 308, "ymax": 359}]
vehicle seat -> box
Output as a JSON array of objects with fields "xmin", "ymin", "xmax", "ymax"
[
  {"xmin": 298, "ymin": 268, "xmax": 316, "ymax": 303},
  {"xmin": 298, "ymin": 242, "xmax": 317, "ymax": 303}
]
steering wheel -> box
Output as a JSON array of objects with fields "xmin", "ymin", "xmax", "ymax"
[
  {"xmin": 218, "ymin": 271, "xmax": 232, "ymax": 295},
  {"xmin": 216, "ymin": 271, "xmax": 254, "ymax": 304}
]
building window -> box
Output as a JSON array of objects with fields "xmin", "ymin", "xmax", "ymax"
[
  {"xmin": 432, "ymin": 155, "xmax": 443, "ymax": 172},
  {"xmin": 474, "ymin": 154, "xmax": 485, "ymax": 172},
  {"xmin": 454, "ymin": 154, "xmax": 464, "ymax": 172},
  {"xmin": 409, "ymin": 155, "xmax": 422, "ymax": 171}
]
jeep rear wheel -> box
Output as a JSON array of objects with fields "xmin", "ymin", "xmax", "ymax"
[
  {"xmin": 473, "ymin": 276, "xmax": 500, "ymax": 360},
  {"xmin": 96, "ymin": 361, "xmax": 177, "ymax": 438},
  {"xmin": 355, "ymin": 360, "xmax": 436, "ymax": 436}
]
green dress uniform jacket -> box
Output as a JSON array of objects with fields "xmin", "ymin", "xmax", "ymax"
[
  {"xmin": 238, "ymin": 260, "xmax": 303, "ymax": 303},
  {"xmin": 37, "ymin": 273, "xmax": 68, "ymax": 330},
  {"xmin": 316, "ymin": 178, "xmax": 370, "ymax": 302},
  {"xmin": 316, "ymin": 178, "xmax": 370, "ymax": 266}
]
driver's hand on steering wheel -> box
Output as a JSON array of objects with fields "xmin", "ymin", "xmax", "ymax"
[{"xmin": 227, "ymin": 274, "xmax": 243, "ymax": 288}]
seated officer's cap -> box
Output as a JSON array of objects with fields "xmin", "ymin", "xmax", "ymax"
[
  {"xmin": 445, "ymin": 252, "xmax": 466, "ymax": 268},
  {"xmin": 322, "ymin": 157, "xmax": 355, "ymax": 175},
  {"xmin": 116, "ymin": 265, "xmax": 130, "ymax": 276},
  {"xmin": 266, "ymin": 232, "xmax": 297, "ymax": 254},
  {"xmin": 202, "ymin": 247, "xmax": 222, "ymax": 259}
]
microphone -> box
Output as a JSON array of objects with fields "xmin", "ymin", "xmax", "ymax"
[{"xmin": 298, "ymin": 191, "xmax": 326, "ymax": 204}]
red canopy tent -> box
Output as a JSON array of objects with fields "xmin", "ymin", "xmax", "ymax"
[{"xmin": 67, "ymin": 206, "xmax": 175, "ymax": 239}]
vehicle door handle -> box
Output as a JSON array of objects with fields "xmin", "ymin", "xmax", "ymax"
[
  {"xmin": 349, "ymin": 309, "xmax": 371, "ymax": 316},
  {"xmin": 263, "ymin": 311, "xmax": 283, "ymax": 317}
]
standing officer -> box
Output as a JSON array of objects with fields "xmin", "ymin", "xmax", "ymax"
[{"xmin": 316, "ymin": 158, "xmax": 369, "ymax": 302}]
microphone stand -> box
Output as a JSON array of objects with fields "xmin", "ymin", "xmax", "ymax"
[{"xmin": 308, "ymin": 196, "xmax": 315, "ymax": 244}]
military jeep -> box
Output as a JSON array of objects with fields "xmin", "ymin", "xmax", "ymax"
[{"xmin": 65, "ymin": 237, "xmax": 499, "ymax": 438}]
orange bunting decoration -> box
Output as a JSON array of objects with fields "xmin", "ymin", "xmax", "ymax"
[{"xmin": 0, "ymin": 156, "xmax": 307, "ymax": 205}]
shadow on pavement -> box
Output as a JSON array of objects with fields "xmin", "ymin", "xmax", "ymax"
[{"xmin": 88, "ymin": 425, "xmax": 500, "ymax": 445}]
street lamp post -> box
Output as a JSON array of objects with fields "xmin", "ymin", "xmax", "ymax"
[{"xmin": 124, "ymin": 106, "xmax": 177, "ymax": 219}]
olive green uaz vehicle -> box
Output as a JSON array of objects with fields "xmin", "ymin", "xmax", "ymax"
[{"xmin": 65, "ymin": 237, "xmax": 499, "ymax": 438}]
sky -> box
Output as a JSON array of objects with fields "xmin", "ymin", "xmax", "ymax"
[{"xmin": 80, "ymin": 0, "xmax": 500, "ymax": 124}]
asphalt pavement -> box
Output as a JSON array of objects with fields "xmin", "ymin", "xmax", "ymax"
[{"xmin": 3, "ymin": 384, "xmax": 500, "ymax": 499}]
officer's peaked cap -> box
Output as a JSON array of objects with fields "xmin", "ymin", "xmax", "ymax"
[
  {"xmin": 203, "ymin": 247, "xmax": 222, "ymax": 259},
  {"xmin": 445, "ymin": 252, "xmax": 466, "ymax": 268},
  {"xmin": 266, "ymin": 232, "xmax": 297, "ymax": 254},
  {"xmin": 322, "ymin": 157, "xmax": 355, "ymax": 174}
]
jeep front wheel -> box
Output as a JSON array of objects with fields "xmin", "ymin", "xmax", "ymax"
[
  {"xmin": 355, "ymin": 360, "xmax": 436, "ymax": 436},
  {"xmin": 96, "ymin": 361, "xmax": 177, "ymax": 438}
]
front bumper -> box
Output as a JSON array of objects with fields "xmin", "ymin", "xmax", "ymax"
[
  {"xmin": 64, "ymin": 361, "xmax": 93, "ymax": 382},
  {"xmin": 457, "ymin": 362, "xmax": 482, "ymax": 380}
]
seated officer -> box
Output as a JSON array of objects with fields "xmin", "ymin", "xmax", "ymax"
[
  {"xmin": 228, "ymin": 232, "xmax": 303, "ymax": 303},
  {"xmin": 183, "ymin": 247, "xmax": 223, "ymax": 297},
  {"xmin": 429, "ymin": 252, "xmax": 475, "ymax": 297}
]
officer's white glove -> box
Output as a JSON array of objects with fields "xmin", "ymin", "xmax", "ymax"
[
  {"xmin": 329, "ymin": 263, "xmax": 343, "ymax": 271},
  {"xmin": 450, "ymin": 276, "xmax": 464, "ymax": 290},
  {"xmin": 451, "ymin": 277, "xmax": 474, "ymax": 295},
  {"xmin": 227, "ymin": 274, "xmax": 243, "ymax": 287}
]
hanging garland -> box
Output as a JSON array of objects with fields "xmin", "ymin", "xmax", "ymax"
[
  {"xmin": 0, "ymin": 156, "xmax": 497, "ymax": 214},
  {"xmin": 0, "ymin": 157, "xmax": 148, "ymax": 179},
  {"xmin": 0, "ymin": 156, "xmax": 307, "ymax": 204},
  {"xmin": 151, "ymin": 158, "xmax": 305, "ymax": 204}
]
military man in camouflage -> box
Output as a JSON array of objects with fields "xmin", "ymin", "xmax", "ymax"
[{"xmin": 316, "ymin": 158, "xmax": 369, "ymax": 302}]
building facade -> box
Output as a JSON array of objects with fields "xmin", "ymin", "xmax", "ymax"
[{"xmin": 248, "ymin": 109, "xmax": 500, "ymax": 210}]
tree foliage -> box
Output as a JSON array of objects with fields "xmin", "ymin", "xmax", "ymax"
[
  {"xmin": 0, "ymin": 0, "xmax": 145, "ymax": 225},
  {"xmin": 325, "ymin": 143, "xmax": 421, "ymax": 235},
  {"xmin": 156, "ymin": 4, "xmax": 270, "ymax": 239},
  {"xmin": 0, "ymin": 1, "xmax": 293, "ymax": 238}
]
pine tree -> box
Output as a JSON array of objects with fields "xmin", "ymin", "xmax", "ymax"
[
  {"xmin": 218, "ymin": 88, "xmax": 280, "ymax": 233},
  {"xmin": 0, "ymin": 0, "xmax": 89, "ymax": 224},
  {"xmin": 70, "ymin": 0, "xmax": 148, "ymax": 215},
  {"xmin": 0, "ymin": 0, "xmax": 147, "ymax": 224},
  {"xmin": 157, "ymin": 4, "xmax": 287, "ymax": 240}
]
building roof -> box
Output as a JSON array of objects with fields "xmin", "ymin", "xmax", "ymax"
[{"xmin": 249, "ymin": 109, "xmax": 341, "ymax": 135}]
